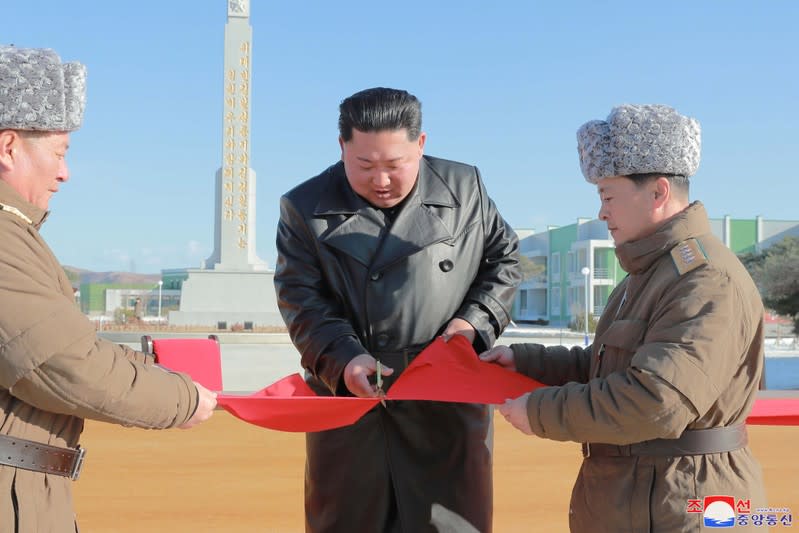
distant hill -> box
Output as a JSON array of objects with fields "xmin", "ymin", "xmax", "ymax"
[{"xmin": 62, "ymin": 265, "xmax": 160, "ymax": 286}]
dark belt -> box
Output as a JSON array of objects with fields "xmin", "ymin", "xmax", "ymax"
[
  {"xmin": 372, "ymin": 344, "xmax": 427, "ymax": 390},
  {"xmin": 372, "ymin": 345, "xmax": 425, "ymax": 367},
  {"xmin": 582, "ymin": 424, "xmax": 748, "ymax": 458},
  {"xmin": 0, "ymin": 433, "xmax": 86, "ymax": 480}
]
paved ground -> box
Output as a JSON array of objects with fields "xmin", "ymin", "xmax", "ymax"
[
  {"xmin": 73, "ymin": 327, "xmax": 798, "ymax": 531},
  {"xmin": 73, "ymin": 415, "xmax": 799, "ymax": 532}
]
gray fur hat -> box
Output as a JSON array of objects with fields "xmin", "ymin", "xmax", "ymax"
[
  {"xmin": 576, "ymin": 104, "xmax": 701, "ymax": 184},
  {"xmin": 0, "ymin": 45, "xmax": 86, "ymax": 132}
]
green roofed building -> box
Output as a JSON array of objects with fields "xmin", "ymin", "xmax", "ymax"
[{"xmin": 513, "ymin": 215, "xmax": 799, "ymax": 327}]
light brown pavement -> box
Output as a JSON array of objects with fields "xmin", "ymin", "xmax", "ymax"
[{"xmin": 73, "ymin": 412, "xmax": 798, "ymax": 532}]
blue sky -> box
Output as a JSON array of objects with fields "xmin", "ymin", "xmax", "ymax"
[{"xmin": 7, "ymin": 1, "xmax": 798, "ymax": 274}]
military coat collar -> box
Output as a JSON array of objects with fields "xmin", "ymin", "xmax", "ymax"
[
  {"xmin": 615, "ymin": 201, "xmax": 711, "ymax": 274},
  {"xmin": 0, "ymin": 179, "xmax": 49, "ymax": 228}
]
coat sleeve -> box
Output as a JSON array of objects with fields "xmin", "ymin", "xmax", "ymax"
[
  {"xmin": 523, "ymin": 266, "xmax": 745, "ymax": 444},
  {"xmin": 120, "ymin": 342, "xmax": 154, "ymax": 365},
  {"xmin": 454, "ymin": 169, "xmax": 521, "ymax": 351},
  {"xmin": 0, "ymin": 223, "xmax": 198, "ymax": 429},
  {"xmin": 511, "ymin": 343, "xmax": 593, "ymax": 386},
  {"xmin": 274, "ymin": 195, "xmax": 367, "ymax": 394},
  {"xmin": 10, "ymin": 337, "xmax": 198, "ymax": 429}
]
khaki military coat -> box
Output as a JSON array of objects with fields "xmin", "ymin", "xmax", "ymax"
[
  {"xmin": 512, "ymin": 202, "xmax": 766, "ymax": 532},
  {"xmin": 0, "ymin": 181, "xmax": 199, "ymax": 533}
]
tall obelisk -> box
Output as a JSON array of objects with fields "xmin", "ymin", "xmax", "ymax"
[
  {"xmin": 205, "ymin": 0, "xmax": 267, "ymax": 270},
  {"xmin": 167, "ymin": 0, "xmax": 282, "ymax": 327}
]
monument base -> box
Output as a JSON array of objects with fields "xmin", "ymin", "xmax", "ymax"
[{"xmin": 169, "ymin": 268, "xmax": 283, "ymax": 327}]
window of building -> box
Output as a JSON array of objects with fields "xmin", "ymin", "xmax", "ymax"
[
  {"xmin": 593, "ymin": 249, "xmax": 610, "ymax": 279},
  {"xmin": 568, "ymin": 287, "xmax": 579, "ymax": 309},
  {"xmin": 552, "ymin": 252, "xmax": 561, "ymax": 276},
  {"xmin": 520, "ymin": 290, "xmax": 528, "ymax": 312},
  {"xmin": 551, "ymin": 286, "xmax": 560, "ymax": 314}
]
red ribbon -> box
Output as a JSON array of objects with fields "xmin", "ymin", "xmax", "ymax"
[
  {"xmin": 746, "ymin": 398, "xmax": 799, "ymax": 426},
  {"xmin": 220, "ymin": 373, "xmax": 379, "ymax": 433},
  {"xmin": 153, "ymin": 335, "xmax": 798, "ymax": 432},
  {"xmin": 218, "ymin": 336, "xmax": 544, "ymax": 432}
]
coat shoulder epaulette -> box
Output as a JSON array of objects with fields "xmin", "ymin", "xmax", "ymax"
[{"xmin": 670, "ymin": 238, "xmax": 708, "ymax": 275}]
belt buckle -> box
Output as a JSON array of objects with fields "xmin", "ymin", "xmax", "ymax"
[
  {"xmin": 582, "ymin": 443, "xmax": 591, "ymax": 458},
  {"xmin": 70, "ymin": 446, "xmax": 87, "ymax": 481}
]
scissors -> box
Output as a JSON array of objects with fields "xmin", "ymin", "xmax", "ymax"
[{"xmin": 375, "ymin": 360, "xmax": 387, "ymax": 407}]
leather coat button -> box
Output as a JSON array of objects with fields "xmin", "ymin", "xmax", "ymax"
[
  {"xmin": 376, "ymin": 334, "xmax": 389, "ymax": 348},
  {"xmin": 439, "ymin": 259, "xmax": 454, "ymax": 272},
  {"xmin": 370, "ymin": 271, "xmax": 382, "ymax": 281}
]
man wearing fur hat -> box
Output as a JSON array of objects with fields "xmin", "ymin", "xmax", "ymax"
[
  {"xmin": 0, "ymin": 46, "xmax": 218, "ymax": 532},
  {"xmin": 481, "ymin": 104, "xmax": 766, "ymax": 531}
]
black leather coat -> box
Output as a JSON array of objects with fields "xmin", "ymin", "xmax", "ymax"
[{"xmin": 275, "ymin": 155, "xmax": 521, "ymax": 533}]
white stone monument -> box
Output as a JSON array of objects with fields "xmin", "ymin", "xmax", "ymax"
[{"xmin": 169, "ymin": 0, "xmax": 282, "ymax": 327}]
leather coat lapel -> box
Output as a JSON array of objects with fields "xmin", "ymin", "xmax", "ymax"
[
  {"xmin": 321, "ymin": 210, "xmax": 385, "ymax": 267},
  {"xmin": 371, "ymin": 203, "xmax": 450, "ymax": 272},
  {"xmin": 315, "ymin": 158, "xmax": 460, "ymax": 269},
  {"xmin": 315, "ymin": 163, "xmax": 383, "ymax": 266}
]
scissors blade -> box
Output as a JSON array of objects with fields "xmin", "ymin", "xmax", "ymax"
[{"xmin": 376, "ymin": 360, "xmax": 386, "ymax": 407}]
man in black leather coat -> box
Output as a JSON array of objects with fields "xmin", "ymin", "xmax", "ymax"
[{"xmin": 274, "ymin": 87, "xmax": 521, "ymax": 533}]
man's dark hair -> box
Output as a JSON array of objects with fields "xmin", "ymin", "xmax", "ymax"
[
  {"xmin": 627, "ymin": 172, "xmax": 690, "ymax": 198},
  {"xmin": 338, "ymin": 87, "xmax": 422, "ymax": 142}
]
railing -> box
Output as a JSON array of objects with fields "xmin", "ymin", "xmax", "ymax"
[
  {"xmin": 593, "ymin": 267, "xmax": 610, "ymax": 279},
  {"xmin": 565, "ymin": 268, "xmax": 612, "ymax": 281},
  {"xmin": 765, "ymin": 336, "xmax": 798, "ymax": 349}
]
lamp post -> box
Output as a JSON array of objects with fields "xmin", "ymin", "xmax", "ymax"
[
  {"xmin": 580, "ymin": 267, "xmax": 590, "ymax": 346},
  {"xmin": 157, "ymin": 280, "xmax": 163, "ymax": 320}
]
